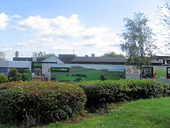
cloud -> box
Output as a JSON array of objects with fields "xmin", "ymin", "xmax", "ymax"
[
  {"xmin": 11, "ymin": 14, "xmax": 22, "ymax": 19},
  {"xmin": 0, "ymin": 13, "xmax": 9, "ymax": 30},
  {"xmin": 18, "ymin": 14, "xmax": 84, "ymax": 37},
  {"xmin": 149, "ymin": 16, "xmax": 170, "ymax": 55},
  {"xmin": 16, "ymin": 14, "xmax": 123, "ymax": 57}
]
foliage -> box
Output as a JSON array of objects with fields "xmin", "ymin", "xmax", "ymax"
[
  {"xmin": 0, "ymin": 73, "xmax": 8, "ymax": 83},
  {"xmin": 78, "ymin": 80, "xmax": 168, "ymax": 112},
  {"xmin": 102, "ymin": 52, "xmax": 125, "ymax": 58},
  {"xmin": 8, "ymin": 68, "xmax": 22, "ymax": 82},
  {"xmin": 121, "ymin": 12, "xmax": 156, "ymax": 68},
  {"xmin": 0, "ymin": 81, "xmax": 86, "ymax": 126},
  {"xmin": 1, "ymin": 97, "xmax": 170, "ymax": 128},
  {"xmin": 39, "ymin": 97, "xmax": 170, "ymax": 128},
  {"xmin": 16, "ymin": 73, "xmax": 22, "ymax": 81},
  {"xmin": 22, "ymin": 70, "xmax": 32, "ymax": 81}
]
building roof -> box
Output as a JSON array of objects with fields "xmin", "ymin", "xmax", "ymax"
[
  {"xmin": 42, "ymin": 55, "xmax": 64, "ymax": 64},
  {"xmin": 155, "ymin": 56, "xmax": 170, "ymax": 59},
  {"xmin": 58, "ymin": 54, "xmax": 76, "ymax": 63},
  {"xmin": 13, "ymin": 55, "xmax": 64, "ymax": 64},
  {"xmin": 13, "ymin": 57, "xmax": 33, "ymax": 61},
  {"xmin": 70, "ymin": 56, "xmax": 127, "ymax": 63},
  {"xmin": 151, "ymin": 60, "xmax": 163, "ymax": 64}
]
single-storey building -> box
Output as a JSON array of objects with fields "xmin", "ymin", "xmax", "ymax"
[
  {"xmin": 0, "ymin": 61, "xmax": 31, "ymax": 76},
  {"xmin": 1, "ymin": 53, "xmax": 170, "ymax": 83}
]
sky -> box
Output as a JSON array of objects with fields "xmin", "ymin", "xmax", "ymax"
[{"xmin": 0, "ymin": 0, "xmax": 169, "ymax": 60}]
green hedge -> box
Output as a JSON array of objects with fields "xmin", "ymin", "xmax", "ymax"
[
  {"xmin": 0, "ymin": 81, "xmax": 86, "ymax": 125},
  {"xmin": 78, "ymin": 80, "xmax": 169, "ymax": 112}
]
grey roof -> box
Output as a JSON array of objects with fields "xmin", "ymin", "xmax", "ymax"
[
  {"xmin": 13, "ymin": 57, "xmax": 33, "ymax": 61},
  {"xmin": 13, "ymin": 55, "xmax": 64, "ymax": 64},
  {"xmin": 70, "ymin": 57, "xmax": 127, "ymax": 63},
  {"xmin": 155, "ymin": 56, "xmax": 170, "ymax": 59},
  {"xmin": 42, "ymin": 55, "xmax": 64, "ymax": 64},
  {"xmin": 58, "ymin": 54, "xmax": 76, "ymax": 63},
  {"xmin": 151, "ymin": 60, "xmax": 163, "ymax": 64}
]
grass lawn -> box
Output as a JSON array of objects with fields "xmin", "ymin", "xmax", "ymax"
[
  {"xmin": 41, "ymin": 97, "xmax": 170, "ymax": 128},
  {"xmin": 1, "ymin": 97, "xmax": 170, "ymax": 128}
]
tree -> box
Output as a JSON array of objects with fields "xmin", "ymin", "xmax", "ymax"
[
  {"xmin": 121, "ymin": 12, "xmax": 156, "ymax": 68},
  {"xmin": 159, "ymin": 0, "xmax": 170, "ymax": 43},
  {"xmin": 32, "ymin": 51, "xmax": 55, "ymax": 58},
  {"xmin": 32, "ymin": 51, "xmax": 46, "ymax": 58},
  {"xmin": 0, "ymin": 73, "xmax": 8, "ymax": 83},
  {"xmin": 102, "ymin": 52, "xmax": 125, "ymax": 58},
  {"xmin": 0, "ymin": 51, "xmax": 5, "ymax": 60},
  {"xmin": 22, "ymin": 69, "xmax": 32, "ymax": 81},
  {"xmin": 8, "ymin": 68, "xmax": 22, "ymax": 82}
]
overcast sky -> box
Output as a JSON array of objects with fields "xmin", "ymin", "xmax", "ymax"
[{"xmin": 0, "ymin": 0, "xmax": 168, "ymax": 60}]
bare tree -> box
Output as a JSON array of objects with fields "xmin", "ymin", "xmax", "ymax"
[
  {"xmin": 159, "ymin": 0, "xmax": 170, "ymax": 43},
  {"xmin": 32, "ymin": 51, "xmax": 46, "ymax": 58},
  {"xmin": 0, "ymin": 51, "xmax": 5, "ymax": 60}
]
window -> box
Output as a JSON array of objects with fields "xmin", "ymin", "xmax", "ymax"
[
  {"xmin": 0, "ymin": 67, "xmax": 8, "ymax": 76},
  {"xmin": 141, "ymin": 67, "xmax": 153, "ymax": 78},
  {"xmin": 167, "ymin": 67, "xmax": 170, "ymax": 79}
]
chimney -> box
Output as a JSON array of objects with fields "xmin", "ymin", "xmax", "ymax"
[
  {"xmin": 91, "ymin": 53, "xmax": 95, "ymax": 57},
  {"xmin": 15, "ymin": 51, "xmax": 19, "ymax": 58}
]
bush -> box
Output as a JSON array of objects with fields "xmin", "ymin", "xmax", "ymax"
[
  {"xmin": 78, "ymin": 80, "xmax": 166, "ymax": 112},
  {"xmin": 8, "ymin": 68, "xmax": 22, "ymax": 82},
  {"xmin": 16, "ymin": 73, "xmax": 22, "ymax": 81},
  {"xmin": 0, "ymin": 81, "xmax": 86, "ymax": 126},
  {"xmin": 22, "ymin": 70, "xmax": 32, "ymax": 81},
  {"xmin": 0, "ymin": 73, "xmax": 8, "ymax": 83}
]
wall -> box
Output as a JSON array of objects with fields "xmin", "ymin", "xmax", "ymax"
[
  {"xmin": 42, "ymin": 64, "xmax": 126, "ymax": 81},
  {"xmin": 126, "ymin": 66, "xmax": 140, "ymax": 79}
]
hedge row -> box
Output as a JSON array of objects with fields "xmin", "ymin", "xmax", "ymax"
[
  {"xmin": 78, "ymin": 80, "xmax": 170, "ymax": 112},
  {"xmin": 0, "ymin": 80, "xmax": 170, "ymax": 126},
  {"xmin": 0, "ymin": 81, "xmax": 86, "ymax": 126}
]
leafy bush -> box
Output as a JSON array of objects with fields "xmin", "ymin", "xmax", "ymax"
[
  {"xmin": 16, "ymin": 73, "xmax": 22, "ymax": 81},
  {"xmin": 22, "ymin": 70, "xmax": 32, "ymax": 81},
  {"xmin": 0, "ymin": 81, "xmax": 86, "ymax": 126},
  {"xmin": 8, "ymin": 68, "xmax": 22, "ymax": 82},
  {"xmin": 0, "ymin": 73, "xmax": 8, "ymax": 84},
  {"xmin": 78, "ymin": 80, "xmax": 167, "ymax": 112}
]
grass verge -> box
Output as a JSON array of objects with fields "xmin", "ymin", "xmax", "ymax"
[{"xmin": 41, "ymin": 97, "xmax": 170, "ymax": 128}]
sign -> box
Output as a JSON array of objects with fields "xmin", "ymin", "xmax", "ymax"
[
  {"xmin": 51, "ymin": 65, "xmax": 126, "ymax": 82},
  {"xmin": 126, "ymin": 66, "xmax": 140, "ymax": 74},
  {"xmin": 33, "ymin": 63, "xmax": 42, "ymax": 67},
  {"xmin": 51, "ymin": 67, "xmax": 69, "ymax": 72}
]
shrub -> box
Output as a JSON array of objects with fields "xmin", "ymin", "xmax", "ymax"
[
  {"xmin": 0, "ymin": 81, "xmax": 86, "ymax": 126},
  {"xmin": 16, "ymin": 73, "xmax": 22, "ymax": 81},
  {"xmin": 8, "ymin": 68, "xmax": 22, "ymax": 82},
  {"xmin": 0, "ymin": 73, "xmax": 8, "ymax": 83},
  {"xmin": 78, "ymin": 80, "xmax": 166, "ymax": 112},
  {"xmin": 22, "ymin": 70, "xmax": 32, "ymax": 81}
]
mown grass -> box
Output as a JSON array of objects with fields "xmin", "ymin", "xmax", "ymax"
[
  {"xmin": 1, "ymin": 97, "xmax": 170, "ymax": 128},
  {"xmin": 41, "ymin": 97, "xmax": 170, "ymax": 128}
]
